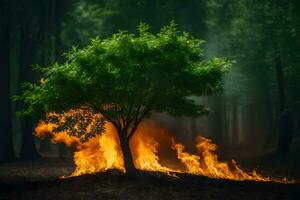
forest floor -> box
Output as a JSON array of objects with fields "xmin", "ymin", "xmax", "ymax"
[{"xmin": 0, "ymin": 155, "xmax": 300, "ymax": 200}]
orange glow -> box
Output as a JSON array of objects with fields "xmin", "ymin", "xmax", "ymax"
[
  {"xmin": 72, "ymin": 125, "xmax": 124, "ymax": 176},
  {"xmin": 130, "ymin": 123, "xmax": 180, "ymax": 175},
  {"xmin": 172, "ymin": 136, "xmax": 272, "ymax": 181},
  {"xmin": 35, "ymin": 111, "xmax": 292, "ymax": 183},
  {"xmin": 35, "ymin": 119, "xmax": 124, "ymax": 176}
]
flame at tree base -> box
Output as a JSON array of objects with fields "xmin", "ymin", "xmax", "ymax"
[{"xmin": 35, "ymin": 120, "xmax": 292, "ymax": 183}]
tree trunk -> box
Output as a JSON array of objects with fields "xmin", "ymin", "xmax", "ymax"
[
  {"xmin": 38, "ymin": 0, "xmax": 55, "ymax": 155},
  {"xmin": 18, "ymin": 0, "xmax": 41, "ymax": 160},
  {"xmin": 20, "ymin": 120, "xmax": 39, "ymax": 159},
  {"xmin": 118, "ymin": 130, "xmax": 136, "ymax": 174},
  {"xmin": 277, "ymin": 114, "xmax": 294, "ymax": 156},
  {"xmin": 39, "ymin": 139, "xmax": 51, "ymax": 153},
  {"xmin": 55, "ymin": 0, "xmax": 65, "ymax": 62},
  {"xmin": 232, "ymin": 105, "xmax": 239, "ymax": 145},
  {"xmin": 263, "ymin": 101, "xmax": 275, "ymax": 149},
  {"xmin": 0, "ymin": 0, "xmax": 16, "ymax": 162},
  {"xmin": 213, "ymin": 107, "xmax": 223, "ymax": 145},
  {"xmin": 275, "ymin": 56, "xmax": 293, "ymax": 157},
  {"xmin": 54, "ymin": 0, "xmax": 67, "ymax": 159},
  {"xmin": 209, "ymin": 95, "xmax": 225, "ymax": 145},
  {"xmin": 59, "ymin": 143, "xmax": 66, "ymax": 158}
]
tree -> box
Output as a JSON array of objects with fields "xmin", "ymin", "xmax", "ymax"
[
  {"xmin": 37, "ymin": 0, "xmax": 68, "ymax": 156},
  {"xmin": 0, "ymin": 0, "xmax": 16, "ymax": 162},
  {"xmin": 16, "ymin": 22, "xmax": 230, "ymax": 173},
  {"xmin": 206, "ymin": 0, "xmax": 300, "ymax": 155},
  {"xmin": 18, "ymin": 0, "xmax": 47, "ymax": 160}
]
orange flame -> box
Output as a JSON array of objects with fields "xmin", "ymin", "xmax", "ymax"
[
  {"xmin": 35, "ymin": 112, "xmax": 292, "ymax": 183},
  {"xmin": 172, "ymin": 136, "xmax": 271, "ymax": 181},
  {"xmin": 36, "ymin": 121, "xmax": 124, "ymax": 176},
  {"xmin": 131, "ymin": 123, "xmax": 181, "ymax": 175}
]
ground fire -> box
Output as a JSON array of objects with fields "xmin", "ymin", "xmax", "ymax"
[{"xmin": 35, "ymin": 111, "xmax": 291, "ymax": 183}]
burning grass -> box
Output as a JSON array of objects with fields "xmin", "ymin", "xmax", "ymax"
[{"xmin": 35, "ymin": 112, "xmax": 293, "ymax": 183}]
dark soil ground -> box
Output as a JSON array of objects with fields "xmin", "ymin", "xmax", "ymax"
[{"xmin": 0, "ymin": 157, "xmax": 300, "ymax": 200}]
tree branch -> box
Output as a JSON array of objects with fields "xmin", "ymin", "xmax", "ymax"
[
  {"xmin": 90, "ymin": 105, "xmax": 120, "ymax": 130},
  {"xmin": 127, "ymin": 105, "xmax": 151, "ymax": 139}
]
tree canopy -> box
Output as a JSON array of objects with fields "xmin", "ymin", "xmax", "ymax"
[{"xmin": 16, "ymin": 22, "xmax": 230, "ymax": 140}]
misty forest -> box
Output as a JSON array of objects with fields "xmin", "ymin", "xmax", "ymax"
[{"xmin": 1, "ymin": 0, "xmax": 300, "ymax": 199}]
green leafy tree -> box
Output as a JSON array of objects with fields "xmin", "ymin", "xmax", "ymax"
[{"xmin": 16, "ymin": 22, "xmax": 230, "ymax": 173}]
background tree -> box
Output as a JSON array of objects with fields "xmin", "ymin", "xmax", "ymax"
[
  {"xmin": 16, "ymin": 23, "xmax": 230, "ymax": 173},
  {"xmin": 0, "ymin": 0, "xmax": 16, "ymax": 162},
  {"xmin": 18, "ymin": 0, "xmax": 48, "ymax": 160},
  {"xmin": 205, "ymin": 0, "xmax": 300, "ymax": 155}
]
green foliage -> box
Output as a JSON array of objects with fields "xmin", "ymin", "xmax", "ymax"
[
  {"xmin": 16, "ymin": 22, "xmax": 230, "ymax": 138},
  {"xmin": 46, "ymin": 107, "xmax": 106, "ymax": 142}
]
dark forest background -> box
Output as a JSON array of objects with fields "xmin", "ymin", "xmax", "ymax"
[{"xmin": 0, "ymin": 0, "xmax": 300, "ymax": 163}]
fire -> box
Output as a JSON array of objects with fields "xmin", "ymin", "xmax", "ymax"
[
  {"xmin": 36, "ymin": 121, "xmax": 124, "ymax": 176},
  {"xmin": 72, "ymin": 128, "xmax": 124, "ymax": 176},
  {"xmin": 172, "ymin": 136, "xmax": 271, "ymax": 181},
  {"xmin": 131, "ymin": 123, "xmax": 181, "ymax": 175},
  {"xmin": 35, "ymin": 112, "xmax": 292, "ymax": 183}
]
